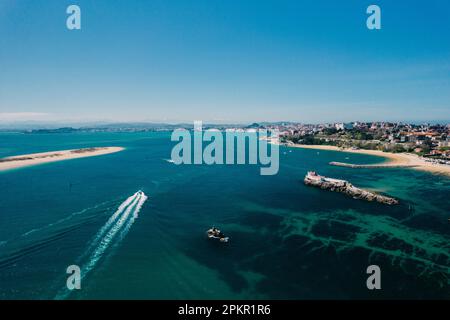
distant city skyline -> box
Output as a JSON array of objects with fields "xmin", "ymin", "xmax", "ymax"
[
  {"xmin": 1, "ymin": 116, "xmax": 449, "ymax": 129},
  {"xmin": 1, "ymin": 0, "xmax": 449, "ymax": 123}
]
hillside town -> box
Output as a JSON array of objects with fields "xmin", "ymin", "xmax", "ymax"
[
  {"xmin": 267, "ymin": 122, "xmax": 450, "ymax": 163},
  {"xmin": 9, "ymin": 120, "xmax": 450, "ymax": 164}
]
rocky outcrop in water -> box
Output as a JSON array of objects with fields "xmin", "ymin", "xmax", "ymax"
[{"xmin": 304, "ymin": 172, "xmax": 399, "ymax": 205}]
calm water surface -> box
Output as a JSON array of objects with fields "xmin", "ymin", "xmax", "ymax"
[{"xmin": 0, "ymin": 132, "xmax": 449, "ymax": 299}]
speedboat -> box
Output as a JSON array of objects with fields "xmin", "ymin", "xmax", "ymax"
[{"xmin": 206, "ymin": 227, "xmax": 229, "ymax": 243}]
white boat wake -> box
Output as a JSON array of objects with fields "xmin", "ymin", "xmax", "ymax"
[
  {"xmin": 56, "ymin": 190, "xmax": 148, "ymax": 299},
  {"xmin": 86, "ymin": 191, "xmax": 142, "ymax": 253}
]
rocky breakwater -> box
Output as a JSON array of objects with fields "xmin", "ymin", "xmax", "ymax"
[{"xmin": 304, "ymin": 171, "xmax": 399, "ymax": 205}]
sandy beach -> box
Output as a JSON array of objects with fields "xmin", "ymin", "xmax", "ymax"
[
  {"xmin": 0, "ymin": 147, "xmax": 124, "ymax": 171},
  {"xmin": 291, "ymin": 144, "xmax": 450, "ymax": 177}
]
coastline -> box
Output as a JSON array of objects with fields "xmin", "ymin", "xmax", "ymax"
[
  {"xmin": 0, "ymin": 147, "xmax": 124, "ymax": 171},
  {"xmin": 290, "ymin": 144, "xmax": 450, "ymax": 177}
]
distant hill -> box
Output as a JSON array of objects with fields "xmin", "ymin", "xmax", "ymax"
[{"xmin": 26, "ymin": 127, "xmax": 79, "ymax": 134}]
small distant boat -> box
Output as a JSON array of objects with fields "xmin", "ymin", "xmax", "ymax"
[{"xmin": 206, "ymin": 227, "xmax": 229, "ymax": 243}]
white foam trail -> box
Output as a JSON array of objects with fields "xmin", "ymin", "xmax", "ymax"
[
  {"xmin": 82, "ymin": 191, "xmax": 148, "ymax": 278},
  {"xmin": 82, "ymin": 193, "xmax": 141, "ymax": 274},
  {"xmin": 55, "ymin": 191, "xmax": 148, "ymax": 299},
  {"xmin": 87, "ymin": 191, "xmax": 140, "ymax": 251},
  {"xmin": 22, "ymin": 228, "xmax": 39, "ymax": 237},
  {"xmin": 96, "ymin": 191, "xmax": 140, "ymax": 235},
  {"xmin": 18, "ymin": 199, "xmax": 115, "ymax": 240},
  {"xmin": 117, "ymin": 193, "xmax": 148, "ymax": 242}
]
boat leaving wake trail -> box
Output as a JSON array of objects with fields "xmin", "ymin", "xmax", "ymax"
[{"xmin": 56, "ymin": 191, "xmax": 148, "ymax": 299}]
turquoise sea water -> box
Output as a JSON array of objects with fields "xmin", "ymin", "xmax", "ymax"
[{"xmin": 0, "ymin": 132, "xmax": 449, "ymax": 299}]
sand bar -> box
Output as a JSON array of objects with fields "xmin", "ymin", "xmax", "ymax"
[
  {"xmin": 291, "ymin": 144, "xmax": 450, "ymax": 177},
  {"xmin": 0, "ymin": 147, "xmax": 124, "ymax": 171}
]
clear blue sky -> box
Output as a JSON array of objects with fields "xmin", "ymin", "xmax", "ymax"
[{"xmin": 0, "ymin": 0, "xmax": 449, "ymax": 123}]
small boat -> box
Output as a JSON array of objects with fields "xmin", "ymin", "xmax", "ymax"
[{"xmin": 206, "ymin": 227, "xmax": 229, "ymax": 243}]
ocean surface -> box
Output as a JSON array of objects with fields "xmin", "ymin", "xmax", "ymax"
[{"xmin": 0, "ymin": 132, "xmax": 449, "ymax": 299}]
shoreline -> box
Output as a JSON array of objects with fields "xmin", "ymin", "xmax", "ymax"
[
  {"xmin": 290, "ymin": 144, "xmax": 450, "ymax": 177},
  {"xmin": 0, "ymin": 147, "xmax": 124, "ymax": 171}
]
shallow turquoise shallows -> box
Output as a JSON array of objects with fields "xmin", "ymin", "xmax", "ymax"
[{"xmin": 0, "ymin": 132, "xmax": 449, "ymax": 299}]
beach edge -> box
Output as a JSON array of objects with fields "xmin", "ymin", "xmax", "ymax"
[{"xmin": 0, "ymin": 147, "xmax": 125, "ymax": 171}]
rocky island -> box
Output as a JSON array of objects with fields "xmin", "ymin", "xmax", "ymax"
[{"xmin": 304, "ymin": 171, "xmax": 399, "ymax": 205}]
